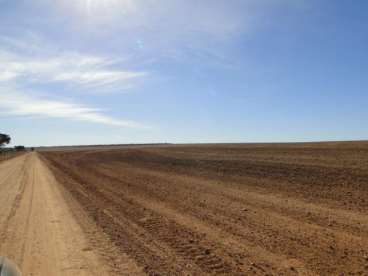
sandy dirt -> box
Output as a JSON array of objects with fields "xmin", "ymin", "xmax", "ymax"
[
  {"xmin": 1, "ymin": 143, "xmax": 368, "ymax": 275},
  {"xmin": 38, "ymin": 142, "xmax": 368, "ymax": 275},
  {"xmin": 0, "ymin": 153, "xmax": 138, "ymax": 276}
]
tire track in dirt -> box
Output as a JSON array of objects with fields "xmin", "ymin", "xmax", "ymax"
[
  {"xmin": 19, "ymin": 165, "xmax": 35, "ymax": 267},
  {"xmin": 0, "ymin": 155, "xmax": 29, "ymax": 247}
]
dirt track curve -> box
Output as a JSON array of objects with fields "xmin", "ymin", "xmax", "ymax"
[{"xmin": 2, "ymin": 143, "xmax": 368, "ymax": 275}]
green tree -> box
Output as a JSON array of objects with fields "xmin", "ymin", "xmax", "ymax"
[{"xmin": 0, "ymin": 133, "xmax": 11, "ymax": 147}]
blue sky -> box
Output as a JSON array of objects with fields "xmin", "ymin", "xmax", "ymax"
[{"xmin": 0, "ymin": 0, "xmax": 367, "ymax": 146}]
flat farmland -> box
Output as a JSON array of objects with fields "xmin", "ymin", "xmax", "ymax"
[{"xmin": 37, "ymin": 142, "xmax": 368, "ymax": 275}]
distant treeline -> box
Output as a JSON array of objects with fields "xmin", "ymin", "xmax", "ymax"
[{"xmin": 0, "ymin": 133, "xmax": 33, "ymax": 153}]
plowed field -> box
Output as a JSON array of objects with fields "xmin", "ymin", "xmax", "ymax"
[{"xmin": 39, "ymin": 142, "xmax": 368, "ymax": 275}]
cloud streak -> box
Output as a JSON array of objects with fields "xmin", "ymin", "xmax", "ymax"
[
  {"xmin": 0, "ymin": 37, "xmax": 148, "ymax": 128},
  {"xmin": 0, "ymin": 90, "xmax": 145, "ymax": 128},
  {"xmin": 0, "ymin": 48, "xmax": 146, "ymax": 91}
]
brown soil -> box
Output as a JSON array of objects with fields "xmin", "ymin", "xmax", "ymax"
[
  {"xmin": 0, "ymin": 153, "xmax": 125, "ymax": 275},
  {"xmin": 38, "ymin": 142, "xmax": 368, "ymax": 275}
]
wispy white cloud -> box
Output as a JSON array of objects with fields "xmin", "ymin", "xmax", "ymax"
[
  {"xmin": 0, "ymin": 90, "xmax": 146, "ymax": 128},
  {"xmin": 0, "ymin": 47, "xmax": 146, "ymax": 91},
  {"xmin": 53, "ymin": 70, "xmax": 146, "ymax": 86},
  {"xmin": 0, "ymin": 70, "xmax": 19, "ymax": 82},
  {"xmin": 0, "ymin": 37, "xmax": 148, "ymax": 128}
]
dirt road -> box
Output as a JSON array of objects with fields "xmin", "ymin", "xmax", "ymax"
[{"xmin": 0, "ymin": 153, "xmax": 135, "ymax": 276}]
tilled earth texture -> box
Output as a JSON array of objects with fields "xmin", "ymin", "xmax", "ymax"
[{"xmin": 6, "ymin": 142, "xmax": 368, "ymax": 275}]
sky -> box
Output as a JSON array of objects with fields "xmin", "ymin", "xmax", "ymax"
[{"xmin": 0, "ymin": 0, "xmax": 367, "ymax": 146}]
